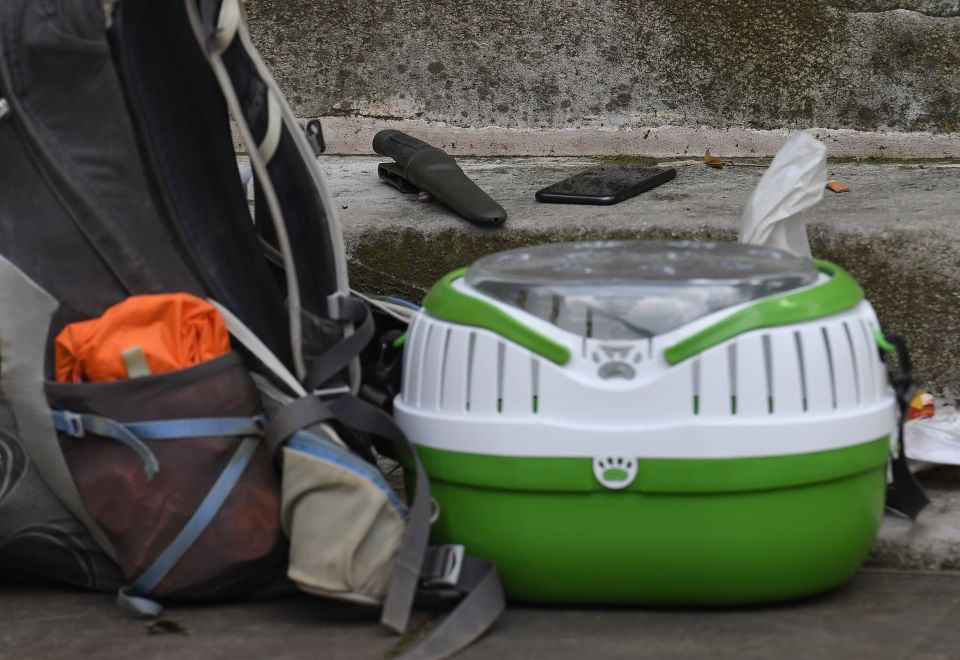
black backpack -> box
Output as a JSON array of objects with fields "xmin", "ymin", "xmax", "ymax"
[{"xmin": 0, "ymin": 0, "xmax": 502, "ymax": 656}]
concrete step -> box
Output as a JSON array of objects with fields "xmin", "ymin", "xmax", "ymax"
[{"xmin": 322, "ymin": 155, "xmax": 960, "ymax": 397}]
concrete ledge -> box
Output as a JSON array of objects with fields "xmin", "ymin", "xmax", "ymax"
[
  {"xmin": 322, "ymin": 155, "xmax": 960, "ymax": 396},
  {"xmin": 297, "ymin": 118, "xmax": 960, "ymax": 158}
]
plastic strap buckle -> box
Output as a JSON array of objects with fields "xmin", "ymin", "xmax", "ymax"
[
  {"xmin": 421, "ymin": 544, "xmax": 465, "ymax": 592},
  {"xmin": 61, "ymin": 411, "xmax": 85, "ymax": 437},
  {"xmin": 326, "ymin": 292, "xmax": 361, "ymax": 322},
  {"xmin": 311, "ymin": 385, "xmax": 351, "ymax": 399}
]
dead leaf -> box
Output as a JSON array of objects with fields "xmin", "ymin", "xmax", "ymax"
[
  {"xmin": 704, "ymin": 149, "xmax": 725, "ymax": 169},
  {"xmin": 145, "ymin": 618, "xmax": 189, "ymax": 636},
  {"xmin": 826, "ymin": 180, "xmax": 850, "ymax": 193}
]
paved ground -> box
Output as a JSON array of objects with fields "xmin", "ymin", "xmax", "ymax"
[{"xmin": 4, "ymin": 569, "xmax": 960, "ymax": 659}]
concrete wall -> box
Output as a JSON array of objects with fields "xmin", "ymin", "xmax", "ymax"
[{"xmin": 246, "ymin": 0, "xmax": 960, "ymax": 155}]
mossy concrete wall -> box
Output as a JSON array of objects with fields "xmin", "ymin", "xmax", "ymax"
[{"xmin": 247, "ymin": 0, "xmax": 960, "ymax": 149}]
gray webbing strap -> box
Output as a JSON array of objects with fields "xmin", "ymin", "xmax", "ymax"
[
  {"xmin": 397, "ymin": 558, "xmax": 505, "ymax": 660},
  {"xmin": 325, "ymin": 396, "xmax": 507, "ymax": 659},
  {"xmin": 264, "ymin": 395, "xmax": 333, "ymax": 458},
  {"xmin": 304, "ymin": 297, "xmax": 375, "ymax": 392},
  {"xmin": 329, "ymin": 398, "xmax": 504, "ymax": 657},
  {"xmin": 323, "ymin": 395, "xmax": 431, "ymax": 634}
]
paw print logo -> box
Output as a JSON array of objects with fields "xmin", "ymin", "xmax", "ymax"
[
  {"xmin": 592, "ymin": 456, "xmax": 638, "ymax": 490},
  {"xmin": 591, "ymin": 344, "xmax": 643, "ymax": 380}
]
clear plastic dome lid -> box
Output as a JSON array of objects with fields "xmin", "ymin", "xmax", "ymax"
[{"xmin": 464, "ymin": 240, "xmax": 819, "ymax": 340}]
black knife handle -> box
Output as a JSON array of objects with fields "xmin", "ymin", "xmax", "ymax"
[{"xmin": 372, "ymin": 130, "xmax": 434, "ymax": 168}]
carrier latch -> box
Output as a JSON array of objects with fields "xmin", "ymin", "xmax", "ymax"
[{"xmin": 421, "ymin": 544, "xmax": 465, "ymax": 592}]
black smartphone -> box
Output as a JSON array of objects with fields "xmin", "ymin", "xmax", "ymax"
[{"xmin": 535, "ymin": 165, "xmax": 677, "ymax": 205}]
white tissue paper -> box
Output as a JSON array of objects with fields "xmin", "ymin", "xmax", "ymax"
[
  {"xmin": 906, "ymin": 413, "xmax": 960, "ymax": 466},
  {"xmin": 738, "ymin": 131, "xmax": 827, "ymax": 258}
]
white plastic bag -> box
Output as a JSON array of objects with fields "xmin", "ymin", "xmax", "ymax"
[
  {"xmin": 738, "ymin": 132, "xmax": 827, "ymax": 257},
  {"xmin": 905, "ymin": 413, "xmax": 960, "ymax": 465}
]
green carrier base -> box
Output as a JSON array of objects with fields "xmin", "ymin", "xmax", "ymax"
[{"xmin": 414, "ymin": 439, "xmax": 888, "ymax": 604}]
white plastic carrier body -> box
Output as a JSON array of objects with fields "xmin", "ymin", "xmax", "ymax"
[{"xmin": 394, "ymin": 274, "xmax": 897, "ymax": 461}]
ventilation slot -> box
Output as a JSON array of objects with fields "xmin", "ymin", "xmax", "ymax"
[
  {"xmin": 496, "ymin": 342, "xmax": 505, "ymax": 413},
  {"xmin": 843, "ymin": 322, "xmax": 862, "ymax": 404},
  {"xmin": 692, "ymin": 358, "xmax": 701, "ymax": 415},
  {"xmin": 794, "ymin": 331, "xmax": 808, "ymax": 412},
  {"xmin": 416, "ymin": 324, "xmax": 435, "ymax": 408},
  {"xmin": 821, "ymin": 327, "xmax": 838, "ymax": 409},
  {"xmin": 406, "ymin": 320, "xmax": 429, "ymax": 406},
  {"xmin": 762, "ymin": 334, "xmax": 774, "ymax": 413},
  {"xmin": 727, "ymin": 343, "xmax": 738, "ymax": 415},
  {"xmin": 531, "ymin": 359, "xmax": 540, "ymax": 414},
  {"xmin": 437, "ymin": 327, "xmax": 452, "ymax": 409},
  {"xmin": 861, "ymin": 319, "xmax": 884, "ymax": 401},
  {"xmin": 465, "ymin": 332, "xmax": 476, "ymax": 411}
]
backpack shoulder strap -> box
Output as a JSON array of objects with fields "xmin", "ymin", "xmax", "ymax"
[
  {"xmin": 187, "ymin": 0, "xmax": 355, "ymax": 385},
  {"xmin": 0, "ymin": 256, "xmax": 117, "ymax": 561}
]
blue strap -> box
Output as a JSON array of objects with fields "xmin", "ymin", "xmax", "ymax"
[
  {"xmin": 118, "ymin": 436, "xmax": 260, "ymax": 614},
  {"xmin": 125, "ymin": 416, "xmax": 265, "ymax": 440},
  {"xmin": 52, "ymin": 410, "xmax": 160, "ymax": 481},
  {"xmin": 51, "ymin": 412, "xmax": 266, "ymax": 481}
]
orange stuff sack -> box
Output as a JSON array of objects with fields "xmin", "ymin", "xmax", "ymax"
[{"xmin": 55, "ymin": 293, "xmax": 231, "ymax": 383}]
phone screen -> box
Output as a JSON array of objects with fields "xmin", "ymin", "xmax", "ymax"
[
  {"xmin": 536, "ymin": 165, "xmax": 676, "ymax": 205},
  {"xmin": 543, "ymin": 166, "xmax": 669, "ymax": 195}
]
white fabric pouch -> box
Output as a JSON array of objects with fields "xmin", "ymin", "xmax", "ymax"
[{"xmin": 280, "ymin": 432, "xmax": 406, "ymax": 605}]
